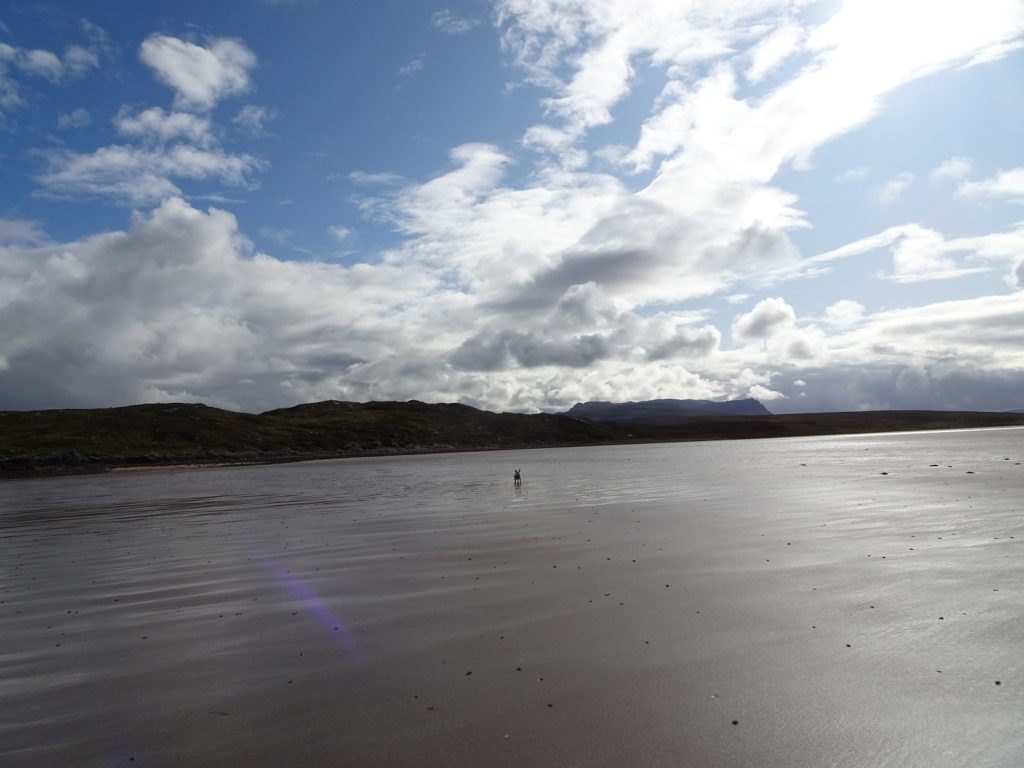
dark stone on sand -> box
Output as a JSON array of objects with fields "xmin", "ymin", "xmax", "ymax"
[{"xmin": 731, "ymin": 720, "xmax": 739, "ymax": 725}]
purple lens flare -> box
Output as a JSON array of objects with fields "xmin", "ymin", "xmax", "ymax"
[{"xmin": 254, "ymin": 549, "xmax": 361, "ymax": 658}]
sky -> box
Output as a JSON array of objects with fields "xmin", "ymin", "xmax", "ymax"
[{"xmin": 1, "ymin": 0, "xmax": 1023, "ymax": 415}]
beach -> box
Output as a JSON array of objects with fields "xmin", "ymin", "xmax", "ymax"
[{"xmin": 2, "ymin": 428, "xmax": 1022, "ymax": 767}]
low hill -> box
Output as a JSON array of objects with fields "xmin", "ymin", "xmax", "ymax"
[
  {"xmin": 565, "ymin": 398, "xmax": 772, "ymax": 422},
  {"xmin": 0, "ymin": 400, "xmax": 619, "ymax": 478},
  {"xmin": 2, "ymin": 401, "xmax": 1023, "ymax": 478}
]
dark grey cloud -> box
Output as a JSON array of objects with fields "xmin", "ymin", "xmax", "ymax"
[
  {"xmin": 786, "ymin": 336, "xmax": 817, "ymax": 360},
  {"xmin": 732, "ymin": 297, "xmax": 795, "ymax": 342},
  {"xmin": 552, "ymin": 281, "xmax": 618, "ymax": 329},
  {"xmin": 490, "ymin": 248, "xmax": 660, "ymax": 316},
  {"xmin": 450, "ymin": 329, "xmax": 609, "ymax": 371},
  {"xmin": 644, "ymin": 326, "xmax": 720, "ymax": 361}
]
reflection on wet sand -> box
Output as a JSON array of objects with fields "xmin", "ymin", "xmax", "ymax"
[{"xmin": 2, "ymin": 429, "xmax": 1022, "ymax": 767}]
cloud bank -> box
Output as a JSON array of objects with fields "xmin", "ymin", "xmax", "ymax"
[{"xmin": 3, "ymin": 2, "xmax": 1024, "ymax": 414}]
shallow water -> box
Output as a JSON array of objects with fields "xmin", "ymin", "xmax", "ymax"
[{"xmin": 2, "ymin": 429, "xmax": 1023, "ymax": 767}]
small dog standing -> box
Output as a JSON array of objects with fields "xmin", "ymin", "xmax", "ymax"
[{"xmin": 513, "ymin": 468, "xmax": 522, "ymax": 487}]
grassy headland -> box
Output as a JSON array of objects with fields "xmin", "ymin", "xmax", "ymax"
[{"xmin": 2, "ymin": 400, "xmax": 1023, "ymax": 479}]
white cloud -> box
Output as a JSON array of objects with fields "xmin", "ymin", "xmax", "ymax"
[
  {"xmin": 258, "ymin": 225, "xmax": 295, "ymax": 244},
  {"xmin": 888, "ymin": 226, "xmax": 966, "ymax": 281},
  {"xmin": 7, "ymin": 3, "xmax": 1024, "ymax": 414},
  {"xmin": 63, "ymin": 45, "xmax": 100, "ymax": 77},
  {"xmin": 522, "ymin": 123, "xmax": 575, "ymax": 152},
  {"xmin": 958, "ymin": 167, "xmax": 1024, "ymax": 202},
  {"xmin": 233, "ymin": 104, "xmax": 275, "ymax": 135},
  {"xmin": 834, "ymin": 166, "xmax": 870, "ymax": 184},
  {"xmin": 1, "ymin": 37, "xmax": 104, "ymax": 83},
  {"xmin": 962, "ymin": 38, "xmax": 1024, "ymax": 67},
  {"xmin": 398, "ymin": 55, "xmax": 425, "ymax": 76},
  {"xmin": 17, "ymin": 49, "xmax": 63, "ymax": 81},
  {"xmin": 732, "ymin": 297, "xmax": 796, "ymax": 342},
  {"xmin": 490, "ymin": 0, "xmax": 1024, "ymax": 314},
  {"xmin": 0, "ymin": 48, "xmax": 21, "ymax": 113},
  {"xmin": 717, "ymin": 291, "xmax": 1024, "ymax": 413},
  {"xmin": 114, "ymin": 106, "xmax": 213, "ymax": 144},
  {"xmin": 793, "ymin": 221, "xmax": 1024, "ymax": 285},
  {"xmin": 57, "ymin": 107, "xmax": 92, "ymax": 129},
  {"xmin": 749, "ymin": 383, "xmax": 786, "ymax": 401},
  {"xmin": 929, "ymin": 156, "xmax": 973, "ymax": 182},
  {"xmin": 0, "ymin": 28, "xmax": 105, "ymax": 118},
  {"xmin": 3, "ymin": 198, "xmax": 1023, "ymax": 414},
  {"xmin": 37, "ymin": 144, "xmax": 264, "ymax": 205},
  {"xmin": 328, "ymin": 225, "xmax": 351, "ymax": 241},
  {"xmin": 497, "ymin": 0, "xmax": 760, "ymax": 146},
  {"xmin": 746, "ymin": 19, "xmax": 804, "ymax": 83},
  {"xmin": 893, "ymin": 223, "xmax": 1024, "ymax": 284},
  {"xmin": 875, "ymin": 171, "xmax": 914, "ymax": 204},
  {"xmin": 431, "ymin": 10, "xmax": 478, "ymax": 35},
  {"xmin": 348, "ymin": 170, "xmax": 405, "ymax": 186},
  {"xmin": 824, "ymin": 299, "xmax": 865, "ymax": 327},
  {"xmin": 728, "ymin": 297, "xmax": 826, "ymax": 365},
  {"xmin": 36, "ymin": 33, "xmax": 264, "ymax": 207},
  {"xmin": 828, "ymin": 294, "xmax": 1024, "ymax": 375},
  {"xmin": 0, "ymin": 217, "xmax": 47, "ymax": 246},
  {"xmin": 139, "ymin": 35, "xmax": 256, "ymax": 110},
  {"xmin": 615, "ymin": 75, "xmax": 706, "ymax": 174}
]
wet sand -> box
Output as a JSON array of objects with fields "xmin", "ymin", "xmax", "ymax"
[{"xmin": 2, "ymin": 429, "xmax": 1022, "ymax": 767}]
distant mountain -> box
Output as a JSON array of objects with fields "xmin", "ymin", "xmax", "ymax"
[{"xmin": 564, "ymin": 398, "xmax": 772, "ymax": 424}]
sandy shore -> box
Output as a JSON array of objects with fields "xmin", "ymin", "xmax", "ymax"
[{"xmin": 2, "ymin": 429, "xmax": 1022, "ymax": 766}]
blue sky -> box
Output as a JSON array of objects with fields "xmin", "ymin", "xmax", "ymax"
[{"xmin": 1, "ymin": 0, "xmax": 1023, "ymax": 413}]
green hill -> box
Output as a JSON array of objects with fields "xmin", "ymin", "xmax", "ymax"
[{"xmin": 2, "ymin": 400, "xmax": 1023, "ymax": 478}]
